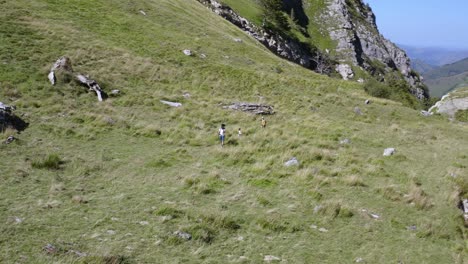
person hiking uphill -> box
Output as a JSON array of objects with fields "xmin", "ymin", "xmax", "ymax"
[{"xmin": 218, "ymin": 124, "xmax": 226, "ymax": 147}]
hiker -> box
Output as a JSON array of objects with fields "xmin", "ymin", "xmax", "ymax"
[
  {"xmin": 218, "ymin": 124, "xmax": 226, "ymax": 147},
  {"xmin": 238, "ymin": 128, "xmax": 242, "ymax": 137},
  {"xmin": 261, "ymin": 116, "xmax": 266, "ymax": 128}
]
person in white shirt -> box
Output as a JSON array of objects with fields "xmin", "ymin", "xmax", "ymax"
[{"xmin": 218, "ymin": 124, "xmax": 226, "ymax": 147}]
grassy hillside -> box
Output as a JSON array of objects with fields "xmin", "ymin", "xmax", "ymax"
[
  {"xmin": 425, "ymin": 57, "xmax": 468, "ymax": 80},
  {"xmin": 411, "ymin": 59, "xmax": 437, "ymax": 74},
  {"xmin": 426, "ymin": 72, "xmax": 468, "ymax": 98},
  {"xmin": 424, "ymin": 57, "xmax": 468, "ymax": 97},
  {"xmin": 1, "ymin": 0, "xmax": 468, "ymax": 263}
]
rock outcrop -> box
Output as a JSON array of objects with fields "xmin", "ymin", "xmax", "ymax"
[
  {"xmin": 196, "ymin": 0, "xmax": 326, "ymax": 73},
  {"xmin": 323, "ymin": 0, "xmax": 427, "ymax": 99},
  {"xmin": 428, "ymin": 90, "xmax": 468, "ymax": 117},
  {"xmin": 222, "ymin": 102, "xmax": 274, "ymax": 115},
  {"xmin": 0, "ymin": 102, "xmax": 28, "ymax": 132}
]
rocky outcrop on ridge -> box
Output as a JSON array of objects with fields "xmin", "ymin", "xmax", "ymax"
[
  {"xmin": 196, "ymin": 0, "xmax": 328, "ymax": 73},
  {"xmin": 324, "ymin": 0, "xmax": 428, "ymax": 99},
  {"xmin": 428, "ymin": 90, "xmax": 468, "ymax": 117}
]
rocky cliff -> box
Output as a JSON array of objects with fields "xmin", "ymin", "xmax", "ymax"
[
  {"xmin": 324, "ymin": 0, "xmax": 428, "ymax": 99},
  {"xmin": 196, "ymin": 0, "xmax": 428, "ymax": 100}
]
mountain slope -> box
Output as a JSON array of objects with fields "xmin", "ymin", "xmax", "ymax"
[
  {"xmin": 216, "ymin": 0, "xmax": 428, "ymax": 101},
  {"xmin": 424, "ymin": 57, "xmax": 468, "ymax": 97},
  {"xmin": 411, "ymin": 59, "xmax": 438, "ymax": 74},
  {"xmin": 0, "ymin": 0, "xmax": 467, "ymax": 263}
]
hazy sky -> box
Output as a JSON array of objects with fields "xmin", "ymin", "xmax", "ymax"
[{"xmin": 364, "ymin": 0, "xmax": 468, "ymax": 49}]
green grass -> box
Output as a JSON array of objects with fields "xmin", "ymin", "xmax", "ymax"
[{"xmin": 0, "ymin": 0, "xmax": 467, "ymax": 263}]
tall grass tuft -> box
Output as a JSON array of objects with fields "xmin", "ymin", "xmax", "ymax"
[{"xmin": 31, "ymin": 154, "xmax": 62, "ymax": 170}]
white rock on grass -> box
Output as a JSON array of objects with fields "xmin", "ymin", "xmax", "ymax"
[
  {"xmin": 160, "ymin": 100, "xmax": 182, "ymax": 107},
  {"xmin": 383, "ymin": 148, "xmax": 395, "ymax": 156},
  {"xmin": 183, "ymin": 49, "xmax": 192, "ymax": 56},
  {"xmin": 264, "ymin": 255, "xmax": 281, "ymax": 262},
  {"xmin": 318, "ymin": 227, "xmax": 329, "ymax": 232},
  {"xmin": 284, "ymin": 157, "xmax": 299, "ymax": 167},
  {"xmin": 340, "ymin": 138, "xmax": 350, "ymax": 145},
  {"xmin": 174, "ymin": 230, "xmax": 192, "ymax": 240}
]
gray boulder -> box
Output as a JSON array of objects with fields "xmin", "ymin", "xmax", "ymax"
[{"xmin": 335, "ymin": 64, "xmax": 354, "ymax": 80}]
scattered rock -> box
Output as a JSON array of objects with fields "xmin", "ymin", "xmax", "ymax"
[
  {"xmin": 370, "ymin": 213, "xmax": 380, "ymax": 219},
  {"xmin": 45, "ymin": 200, "xmax": 62, "ymax": 208},
  {"xmin": 110, "ymin": 89, "xmax": 121, "ymax": 95},
  {"xmin": 361, "ymin": 209, "xmax": 380, "ymax": 220},
  {"xmin": 160, "ymin": 100, "xmax": 182, "ymax": 107},
  {"xmin": 365, "ymin": 99, "xmax": 370, "ymax": 105},
  {"xmin": 313, "ymin": 205, "xmax": 322, "ymax": 213},
  {"xmin": 106, "ymin": 230, "xmax": 116, "ymax": 235},
  {"xmin": 318, "ymin": 227, "xmax": 329, "ymax": 232},
  {"xmin": 72, "ymin": 195, "xmax": 88, "ymax": 204},
  {"xmin": 264, "ymin": 255, "xmax": 281, "ymax": 262},
  {"xmin": 340, "ymin": 138, "xmax": 350, "ymax": 145},
  {"xmin": 43, "ymin": 244, "xmax": 57, "ymax": 254},
  {"xmin": 174, "ymin": 230, "xmax": 192, "ymax": 240},
  {"xmin": 357, "ymin": 78, "xmax": 365, "ymax": 83},
  {"xmin": 13, "ymin": 216, "xmax": 24, "ymax": 224},
  {"xmin": 460, "ymin": 199, "xmax": 468, "ymax": 226},
  {"xmin": 183, "ymin": 92, "xmax": 191, "ymax": 98},
  {"xmin": 310, "ymin": 225, "xmax": 318, "ymax": 229},
  {"xmin": 222, "ymin": 102, "xmax": 274, "ymax": 115},
  {"xmin": 237, "ymin": 236, "xmax": 244, "ymax": 241},
  {"xmin": 1, "ymin": 102, "xmax": 27, "ymax": 132},
  {"xmin": 5, "ymin": 135, "xmax": 15, "ymax": 144},
  {"xmin": 200, "ymin": 53, "xmax": 207, "ymax": 59},
  {"xmin": 233, "ymin": 38, "xmax": 243, "ymax": 43},
  {"xmin": 420, "ymin": 110, "xmax": 432, "ymax": 117},
  {"xmin": 111, "ymin": 217, "xmax": 119, "ymax": 221},
  {"xmin": 139, "ymin": 221, "xmax": 149, "ymax": 226},
  {"xmin": 354, "ymin": 107, "xmax": 362, "ymax": 115},
  {"xmin": 48, "ymin": 71, "xmax": 56, "ymax": 85},
  {"xmin": 48, "ymin": 57, "xmax": 106, "ymax": 101},
  {"xmin": 355, "ymin": 257, "xmax": 364, "ymax": 263},
  {"xmin": 406, "ymin": 225, "xmax": 417, "ymax": 231},
  {"xmin": 183, "ymin": 49, "xmax": 192, "ymax": 56},
  {"xmin": 383, "ymin": 148, "xmax": 395, "ymax": 156},
  {"xmin": 284, "ymin": 157, "xmax": 299, "ymax": 167},
  {"xmin": 139, "ymin": 10, "xmax": 147, "ymax": 16}
]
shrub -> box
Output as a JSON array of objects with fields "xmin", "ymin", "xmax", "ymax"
[
  {"xmin": 455, "ymin": 109, "xmax": 468, "ymax": 122},
  {"xmin": 31, "ymin": 154, "xmax": 62, "ymax": 170}
]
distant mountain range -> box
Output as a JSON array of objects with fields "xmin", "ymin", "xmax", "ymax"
[
  {"xmin": 400, "ymin": 44, "xmax": 468, "ymax": 66},
  {"xmin": 398, "ymin": 45, "xmax": 468, "ymax": 97}
]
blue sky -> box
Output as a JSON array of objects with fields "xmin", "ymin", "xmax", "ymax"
[{"xmin": 364, "ymin": 0, "xmax": 468, "ymax": 49}]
